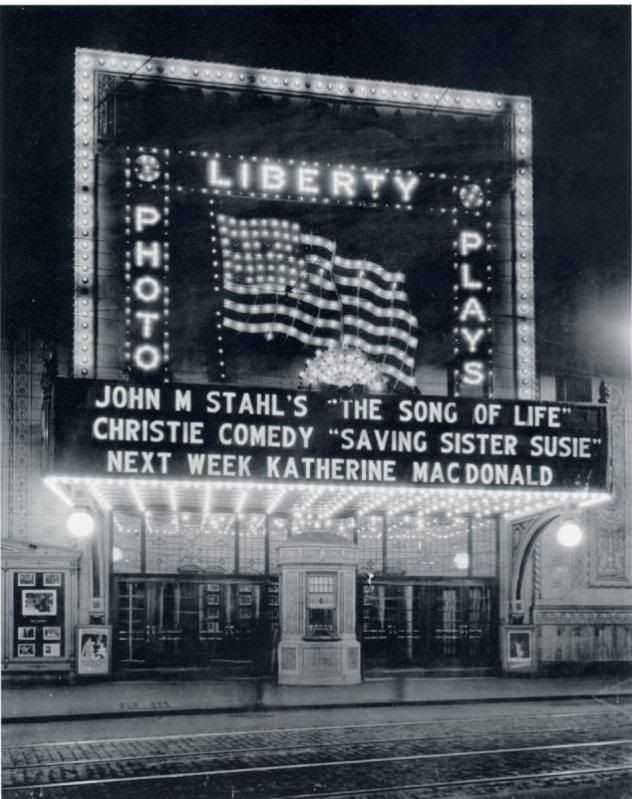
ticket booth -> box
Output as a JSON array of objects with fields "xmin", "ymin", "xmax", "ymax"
[{"xmin": 277, "ymin": 532, "xmax": 361, "ymax": 685}]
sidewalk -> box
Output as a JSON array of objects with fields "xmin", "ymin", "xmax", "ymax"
[{"xmin": 3, "ymin": 673, "xmax": 631, "ymax": 723}]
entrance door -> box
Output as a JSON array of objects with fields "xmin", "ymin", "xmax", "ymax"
[
  {"xmin": 359, "ymin": 580, "xmax": 497, "ymax": 670},
  {"xmin": 113, "ymin": 577, "xmax": 275, "ymax": 673},
  {"xmin": 416, "ymin": 583, "xmax": 496, "ymax": 667},
  {"xmin": 359, "ymin": 584, "xmax": 412, "ymax": 667}
]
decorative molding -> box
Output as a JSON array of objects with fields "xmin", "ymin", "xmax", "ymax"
[
  {"xmin": 78, "ymin": 49, "xmax": 523, "ymax": 113},
  {"xmin": 1, "ymin": 538, "xmax": 82, "ymax": 569},
  {"xmin": 511, "ymin": 514, "xmax": 540, "ymax": 588},
  {"xmin": 534, "ymin": 606, "xmax": 632, "ymax": 625},
  {"xmin": 7, "ymin": 329, "xmax": 32, "ymax": 541},
  {"xmin": 589, "ymin": 381, "xmax": 630, "ymax": 585},
  {"xmin": 39, "ymin": 341, "xmax": 57, "ymax": 473},
  {"xmin": 571, "ymin": 544, "xmax": 589, "ymax": 589},
  {"xmin": 280, "ymin": 646, "xmax": 297, "ymax": 670},
  {"xmin": 533, "ymin": 539, "xmax": 541, "ymax": 600},
  {"xmin": 511, "ymin": 515, "xmax": 538, "ymax": 552},
  {"xmin": 592, "ymin": 525, "xmax": 628, "ymax": 584},
  {"xmin": 97, "ymin": 73, "xmax": 119, "ymax": 138},
  {"xmin": 278, "ymin": 540, "xmax": 358, "ymax": 567}
]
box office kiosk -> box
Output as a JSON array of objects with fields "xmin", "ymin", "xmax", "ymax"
[{"xmin": 276, "ymin": 532, "xmax": 361, "ymax": 685}]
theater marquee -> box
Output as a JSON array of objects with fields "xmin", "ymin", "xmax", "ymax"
[
  {"xmin": 74, "ymin": 49, "xmax": 535, "ymax": 400},
  {"xmin": 49, "ymin": 380, "xmax": 607, "ymax": 492}
]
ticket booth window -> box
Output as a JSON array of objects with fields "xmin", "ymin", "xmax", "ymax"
[{"xmin": 306, "ymin": 573, "xmax": 337, "ymax": 639}]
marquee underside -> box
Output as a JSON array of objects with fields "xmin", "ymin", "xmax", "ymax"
[{"xmin": 45, "ymin": 475, "xmax": 610, "ymax": 522}]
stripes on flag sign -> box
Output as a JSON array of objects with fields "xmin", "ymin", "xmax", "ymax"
[{"xmin": 217, "ymin": 214, "xmax": 418, "ymax": 387}]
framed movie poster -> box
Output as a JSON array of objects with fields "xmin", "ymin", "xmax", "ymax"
[
  {"xmin": 13, "ymin": 572, "xmax": 65, "ymax": 659},
  {"xmin": 505, "ymin": 627, "xmax": 536, "ymax": 672},
  {"xmin": 508, "ymin": 630, "xmax": 531, "ymax": 661},
  {"xmin": 22, "ymin": 590, "xmax": 57, "ymax": 616},
  {"xmin": 77, "ymin": 626, "xmax": 112, "ymax": 676}
]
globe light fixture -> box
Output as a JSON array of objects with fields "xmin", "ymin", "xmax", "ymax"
[
  {"xmin": 556, "ymin": 516, "xmax": 583, "ymax": 548},
  {"xmin": 453, "ymin": 551, "xmax": 469, "ymax": 570},
  {"xmin": 67, "ymin": 507, "xmax": 95, "ymax": 538}
]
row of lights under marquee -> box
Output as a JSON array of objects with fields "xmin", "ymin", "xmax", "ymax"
[
  {"xmin": 46, "ymin": 475, "xmax": 610, "ymax": 523},
  {"xmin": 74, "ymin": 498, "xmax": 590, "ymax": 570},
  {"xmin": 73, "ymin": 49, "xmax": 535, "ymax": 391}
]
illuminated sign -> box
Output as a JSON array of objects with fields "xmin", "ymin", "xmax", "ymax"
[
  {"xmin": 125, "ymin": 199, "xmax": 170, "ymax": 374},
  {"xmin": 116, "ymin": 146, "xmax": 495, "ymax": 392},
  {"xmin": 74, "ymin": 50, "xmax": 535, "ymax": 399},
  {"xmin": 50, "ymin": 379, "xmax": 607, "ymax": 491},
  {"xmin": 455, "ymin": 226, "xmax": 493, "ymax": 389},
  {"xmin": 206, "ymin": 153, "xmax": 421, "ymax": 206}
]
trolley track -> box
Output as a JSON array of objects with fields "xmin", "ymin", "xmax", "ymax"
[
  {"xmin": 3, "ymin": 741, "xmax": 631, "ymax": 797},
  {"xmin": 2, "ymin": 721, "xmax": 630, "ymax": 771},
  {"xmin": 275, "ymin": 764, "xmax": 632, "ymax": 798},
  {"xmin": 4, "ymin": 705, "xmax": 628, "ymax": 760},
  {"xmin": 4, "ymin": 709, "xmax": 632, "ymax": 797}
]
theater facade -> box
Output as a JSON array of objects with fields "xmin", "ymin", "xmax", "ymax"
[{"xmin": 3, "ymin": 49, "xmax": 629, "ymax": 682}]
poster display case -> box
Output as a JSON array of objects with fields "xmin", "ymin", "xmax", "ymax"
[
  {"xmin": 1, "ymin": 540, "xmax": 81, "ymax": 678},
  {"xmin": 77, "ymin": 625, "xmax": 112, "ymax": 676}
]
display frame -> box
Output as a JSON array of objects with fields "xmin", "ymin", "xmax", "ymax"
[
  {"xmin": 21, "ymin": 589, "xmax": 58, "ymax": 617},
  {"xmin": 77, "ymin": 625, "xmax": 112, "ymax": 676},
  {"xmin": 504, "ymin": 625, "xmax": 536, "ymax": 673}
]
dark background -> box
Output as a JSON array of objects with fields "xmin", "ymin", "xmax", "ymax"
[{"xmin": 2, "ymin": 6, "xmax": 630, "ymax": 379}]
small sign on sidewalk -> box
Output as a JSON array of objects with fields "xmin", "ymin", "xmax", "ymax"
[
  {"xmin": 77, "ymin": 625, "xmax": 111, "ymax": 676},
  {"xmin": 502, "ymin": 625, "xmax": 537, "ymax": 674}
]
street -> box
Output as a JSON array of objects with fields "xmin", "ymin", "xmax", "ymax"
[{"xmin": 4, "ymin": 697, "xmax": 631, "ymax": 798}]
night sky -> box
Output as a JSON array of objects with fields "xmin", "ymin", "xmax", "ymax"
[{"xmin": 2, "ymin": 6, "xmax": 630, "ymax": 379}]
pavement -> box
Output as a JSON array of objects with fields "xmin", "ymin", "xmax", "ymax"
[{"xmin": 3, "ymin": 672, "xmax": 632, "ymax": 723}]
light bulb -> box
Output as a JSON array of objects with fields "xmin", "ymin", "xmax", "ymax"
[
  {"xmin": 67, "ymin": 508, "xmax": 95, "ymax": 538},
  {"xmin": 453, "ymin": 552, "xmax": 469, "ymax": 570},
  {"xmin": 557, "ymin": 519, "xmax": 583, "ymax": 548}
]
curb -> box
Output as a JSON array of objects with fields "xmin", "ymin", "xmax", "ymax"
[{"xmin": 3, "ymin": 691, "xmax": 631, "ymax": 725}]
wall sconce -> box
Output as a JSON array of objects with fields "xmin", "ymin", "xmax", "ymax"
[
  {"xmin": 67, "ymin": 506, "xmax": 96, "ymax": 538},
  {"xmin": 556, "ymin": 513, "xmax": 584, "ymax": 548}
]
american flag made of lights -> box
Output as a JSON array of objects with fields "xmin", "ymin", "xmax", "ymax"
[{"xmin": 217, "ymin": 214, "xmax": 418, "ymax": 387}]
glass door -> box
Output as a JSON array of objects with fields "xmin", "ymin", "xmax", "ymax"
[
  {"xmin": 113, "ymin": 577, "xmax": 275, "ymax": 673},
  {"xmin": 114, "ymin": 580, "xmax": 148, "ymax": 665},
  {"xmin": 416, "ymin": 582, "xmax": 496, "ymax": 667},
  {"xmin": 358, "ymin": 579, "xmax": 497, "ymax": 670},
  {"xmin": 358, "ymin": 583, "xmax": 413, "ymax": 667}
]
